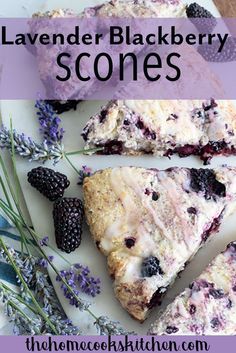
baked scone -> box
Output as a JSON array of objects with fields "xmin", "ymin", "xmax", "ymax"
[
  {"xmin": 33, "ymin": 0, "xmax": 186, "ymax": 18},
  {"xmin": 32, "ymin": 0, "xmax": 186, "ymax": 112},
  {"xmin": 82, "ymin": 100, "xmax": 236, "ymax": 164},
  {"xmin": 83, "ymin": 167, "xmax": 236, "ymax": 321},
  {"xmin": 149, "ymin": 242, "xmax": 236, "ymax": 335}
]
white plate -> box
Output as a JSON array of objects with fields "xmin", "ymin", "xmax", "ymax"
[{"xmin": 2, "ymin": 0, "xmax": 234, "ymax": 336}]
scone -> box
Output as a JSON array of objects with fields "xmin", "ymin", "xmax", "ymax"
[
  {"xmin": 149, "ymin": 242, "xmax": 236, "ymax": 335},
  {"xmin": 33, "ymin": 0, "xmax": 186, "ymax": 18},
  {"xmin": 83, "ymin": 167, "xmax": 236, "ymax": 321},
  {"xmin": 82, "ymin": 99, "xmax": 236, "ymax": 164},
  {"xmin": 32, "ymin": 0, "xmax": 186, "ymax": 113}
]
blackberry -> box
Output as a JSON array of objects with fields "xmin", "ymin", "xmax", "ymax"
[
  {"xmin": 152, "ymin": 192, "xmax": 159, "ymax": 201},
  {"xmin": 45, "ymin": 100, "xmax": 80, "ymax": 114},
  {"xmin": 198, "ymin": 37, "xmax": 236, "ymax": 62},
  {"xmin": 98, "ymin": 140, "xmax": 123, "ymax": 155},
  {"xmin": 125, "ymin": 237, "xmax": 136, "ymax": 249},
  {"xmin": 166, "ymin": 326, "xmax": 179, "ymax": 334},
  {"xmin": 53, "ymin": 198, "xmax": 84, "ymax": 253},
  {"xmin": 226, "ymin": 299, "xmax": 232, "ymax": 309},
  {"xmin": 136, "ymin": 118, "xmax": 144, "ymax": 130},
  {"xmin": 203, "ymin": 98, "xmax": 218, "ymax": 111},
  {"xmin": 210, "ymin": 317, "xmax": 220, "ymax": 329},
  {"xmin": 141, "ymin": 256, "xmax": 164, "ymax": 277},
  {"xmin": 186, "ymin": 3, "xmax": 217, "ymax": 33},
  {"xmin": 189, "ymin": 304, "xmax": 196, "ymax": 315},
  {"xmin": 190, "ymin": 169, "xmax": 226, "ymax": 200},
  {"xmin": 28, "ymin": 167, "xmax": 70, "ymax": 201},
  {"xmin": 187, "ymin": 207, "xmax": 197, "ymax": 215},
  {"xmin": 209, "ymin": 288, "xmax": 225, "ymax": 299},
  {"xmin": 99, "ymin": 109, "xmax": 108, "ymax": 123}
]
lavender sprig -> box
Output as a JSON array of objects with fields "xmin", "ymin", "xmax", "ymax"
[
  {"xmin": 95, "ymin": 316, "xmax": 136, "ymax": 335},
  {"xmin": 0, "ymin": 126, "xmax": 63, "ymax": 164},
  {"xmin": 56, "ymin": 264, "xmax": 100, "ymax": 307},
  {"xmin": 75, "ymin": 264, "xmax": 101, "ymax": 297},
  {"xmin": 0, "ymin": 247, "xmax": 34, "ymax": 302},
  {"xmin": 35, "ymin": 100, "xmax": 65, "ymax": 145},
  {"xmin": 33, "ymin": 269, "xmax": 79, "ymax": 335},
  {"xmin": 0, "ymin": 283, "xmax": 42, "ymax": 335},
  {"xmin": 0, "ymin": 244, "xmax": 80, "ymax": 335}
]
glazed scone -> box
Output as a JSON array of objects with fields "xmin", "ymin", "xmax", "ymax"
[
  {"xmin": 149, "ymin": 242, "xmax": 236, "ymax": 335},
  {"xmin": 32, "ymin": 0, "xmax": 186, "ymax": 113},
  {"xmin": 33, "ymin": 1, "xmax": 186, "ymax": 20},
  {"xmin": 80, "ymin": 0, "xmax": 186, "ymax": 18},
  {"xmin": 82, "ymin": 99, "xmax": 236, "ymax": 164},
  {"xmin": 83, "ymin": 167, "xmax": 236, "ymax": 321}
]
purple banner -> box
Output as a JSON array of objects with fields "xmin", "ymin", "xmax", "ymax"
[
  {"xmin": 0, "ymin": 335, "xmax": 236, "ymax": 353},
  {"xmin": 0, "ymin": 18, "xmax": 236, "ymax": 99}
]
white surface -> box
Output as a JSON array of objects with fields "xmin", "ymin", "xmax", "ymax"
[{"xmin": 1, "ymin": 0, "xmax": 232, "ymax": 336}]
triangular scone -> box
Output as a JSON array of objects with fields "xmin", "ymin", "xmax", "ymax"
[
  {"xmin": 149, "ymin": 242, "xmax": 236, "ymax": 335},
  {"xmin": 33, "ymin": 0, "xmax": 186, "ymax": 113},
  {"xmin": 83, "ymin": 167, "xmax": 236, "ymax": 321},
  {"xmin": 33, "ymin": 1, "xmax": 186, "ymax": 18},
  {"xmin": 82, "ymin": 100, "xmax": 236, "ymax": 164}
]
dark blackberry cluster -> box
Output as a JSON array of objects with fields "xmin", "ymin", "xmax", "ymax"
[
  {"xmin": 46, "ymin": 100, "xmax": 80, "ymax": 114},
  {"xmin": 125, "ymin": 237, "xmax": 136, "ymax": 248},
  {"xmin": 165, "ymin": 326, "xmax": 179, "ymax": 334},
  {"xmin": 186, "ymin": 3, "xmax": 217, "ymax": 33},
  {"xmin": 209, "ymin": 288, "xmax": 225, "ymax": 299},
  {"xmin": 190, "ymin": 169, "xmax": 226, "ymax": 200},
  {"xmin": 53, "ymin": 198, "xmax": 84, "ymax": 253},
  {"xmin": 141, "ymin": 256, "xmax": 164, "ymax": 277},
  {"xmin": 99, "ymin": 140, "xmax": 123, "ymax": 155},
  {"xmin": 28, "ymin": 167, "xmax": 70, "ymax": 201},
  {"xmin": 211, "ymin": 317, "xmax": 220, "ymax": 329},
  {"xmin": 189, "ymin": 304, "xmax": 196, "ymax": 315},
  {"xmin": 198, "ymin": 37, "xmax": 236, "ymax": 63}
]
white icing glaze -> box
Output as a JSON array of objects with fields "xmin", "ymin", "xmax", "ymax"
[{"xmin": 98, "ymin": 167, "xmax": 236, "ymax": 293}]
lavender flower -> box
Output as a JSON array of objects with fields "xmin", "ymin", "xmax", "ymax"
[
  {"xmin": 78, "ymin": 165, "xmax": 93, "ymax": 185},
  {"xmin": 56, "ymin": 263, "xmax": 100, "ymax": 307},
  {"xmin": 0, "ymin": 126, "xmax": 64, "ymax": 164},
  {"xmin": 0, "ymin": 244, "xmax": 80, "ymax": 335},
  {"xmin": 35, "ymin": 100, "xmax": 65, "ymax": 145},
  {"xmin": 0, "ymin": 285, "xmax": 42, "ymax": 335},
  {"xmin": 74, "ymin": 263, "xmax": 101, "ymax": 297},
  {"xmin": 33, "ymin": 269, "xmax": 79, "ymax": 335},
  {"xmin": 0, "ymin": 247, "xmax": 35, "ymax": 302},
  {"xmin": 95, "ymin": 316, "xmax": 136, "ymax": 335},
  {"xmin": 37, "ymin": 256, "xmax": 54, "ymax": 268},
  {"xmin": 39, "ymin": 236, "xmax": 49, "ymax": 247}
]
